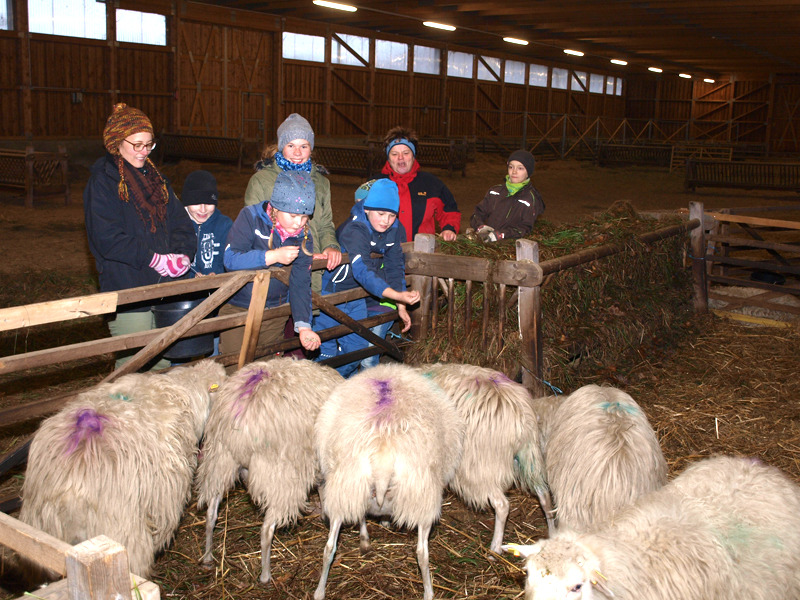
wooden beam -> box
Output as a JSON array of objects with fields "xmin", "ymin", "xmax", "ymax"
[{"xmin": 0, "ymin": 293, "xmax": 118, "ymax": 332}]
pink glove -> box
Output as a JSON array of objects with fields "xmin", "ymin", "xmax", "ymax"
[{"xmin": 150, "ymin": 253, "xmax": 190, "ymax": 277}]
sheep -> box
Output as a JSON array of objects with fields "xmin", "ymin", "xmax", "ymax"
[
  {"xmin": 504, "ymin": 455, "xmax": 800, "ymax": 600},
  {"xmin": 419, "ymin": 362, "xmax": 554, "ymax": 554},
  {"xmin": 195, "ymin": 357, "xmax": 343, "ymax": 584},
  {"xmin": 19, "ymin": 359, "xmax": 225, "ymax": 577},
  {"xmin": 543, "ymin": 384, "xmax": 667, "ymax": 532},
  {"xmin": 313, "ymin": 363, "xmax": 464, "ymax": 600}
]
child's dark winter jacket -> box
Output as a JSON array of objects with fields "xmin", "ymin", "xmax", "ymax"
[
  {"xmin": 224, "ymin": 202, "xmax": 314, "ymax": 330},
  {"xmin": 469, "ymin": 182, "xmax": 545, "ymax": 240},
  {"xmin": 188, "ymin": 209, "xmax": 233, "ymax": 276},
  {"xmin": 322, "ymin": 200, "xmax": 408, "ymax": 299}
]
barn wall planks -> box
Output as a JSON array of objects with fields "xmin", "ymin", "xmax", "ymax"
[{"xmin": 0, "ymin": 1, "xmax": 797, "ymax": 155}]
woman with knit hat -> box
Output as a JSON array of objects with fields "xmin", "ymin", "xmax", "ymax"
[
  {"xmin": 378, "ymin": 125, "xmax": 461, "ymax": 242},
  {"xmin": 243, "ymin": 113, "xmax": 342, "ymax": 287},
  {"xmin": 84, "ymin": 103, "xmax": 196, "ymax": 370},
  {"xmin": 469, "ymin": 149, "xmax": 545, "ymax": 242}
]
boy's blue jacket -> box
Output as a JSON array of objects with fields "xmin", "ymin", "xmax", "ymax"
[
  {"xmin": 224, "ymin": 202, "xmax": 314, "ymax": 330},
  {"xmin": 188, "ymin": 209, "xmax": 233, "ymax": 276},
  {"xmin": 322, "ymin": 200, "xmax": 407, "ymax": 298}
]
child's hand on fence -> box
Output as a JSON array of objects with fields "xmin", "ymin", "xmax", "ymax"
[
  {"xmin": 297, "ymin": 327, "xmax": 320, "ymax": 351},
  {"xmin": 267, "ymin": 245, "xmax": 301, "ymax": 266},
  {"xmin": 316, "ymin": 247, "xmax": 343, "ymax": 270}
]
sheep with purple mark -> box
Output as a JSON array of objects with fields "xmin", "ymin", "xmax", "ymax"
[
  {"xmin": 20, "ymin": 359, "xmax": 225, "ymax": 577},
  {"xmin": 195, "ymin": 357, "xmax": 343, "ymax": 584},
  {"xmin": 420, "ymin": 363, "xmax": 554, "ymax": 553},
  {"xmin": 543, "ymin": 384, "xmax": 667, "ymax": 532},
  {"xmin": 313, "ymin": 363, "xmax": 464, "ymax": 600},
  {"xmin": 504, "ymin": 455, "xmax": 800, "ymax": 600}
]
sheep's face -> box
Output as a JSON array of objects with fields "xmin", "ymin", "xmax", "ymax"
[{"xmin": 504, "ymin": 539, "xmax": 602, "ymax": 600}]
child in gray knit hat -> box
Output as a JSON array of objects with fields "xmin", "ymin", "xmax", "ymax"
[{"xmin": 221, "ymin": 170, "xmax": 321, "ymax": 355}]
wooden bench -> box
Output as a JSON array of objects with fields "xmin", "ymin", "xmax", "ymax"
[
  {"xmin": 314, "ymin": 143, "xmax": 380, "ymax": 179},
  {"xmin": 0, "ymin": 145, "xmax": 70, "ymax": 208},
  {"xmin": 417, "ymin": 140, "xmax": 469, "ymax": 176},
  {"xmin": 158, "ymin": 133, "xmax": 244, "ymax": 170},
  {"xmin": 685, "ymin": 159, "xmax": 800, "ymax": 192},
  {"xmin": 597, "ymin": 143, "xmax": 672, "ymax": 168}
]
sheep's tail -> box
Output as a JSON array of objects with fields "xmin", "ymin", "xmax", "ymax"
[
  {"xmin": 372, "ymin": 446, "xmax": 394, "ymax": 508},
  {"xmin": 65, "ymin": 409, "xmax": 109, "ymax": 455}
]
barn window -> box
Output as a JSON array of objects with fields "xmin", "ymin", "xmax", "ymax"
[
  {"xmin": 1, "ymin": 0, "xmax": 10, "ymax": 30},
  {"xmin": 529, "ymin": 64, "xmax": 549, "ymax": 87},
  {"xmin": 589, "ymin": 73, "xmax": 604, "ymax": 94},
  {"xmin": 505, "ymin": 60, "xmax": 525, "ymax": 84},
  {"xmin": 28, "ymin": 0, "xmax": 106, "ymax": 39},
  {"xmin": 332, "ymin": 32, "xmax": 369, "ymax": 67},
  {"xmin": 477, "ymin": 56, "xmax": 501, "ymax": 81},
  {"xmin": 571, "ymin": 71, "xmax": 587, "ymax": 91},
  {"xmin": 615, "ymin": 77, "xmax": 624, "ymax": 96},
  {"xmin": 116, "ymin": 9, "xmax": 166, "ymax": 46},
  {"xmin": 413, "ymin": 45, "xmax": 441, "ymax": 75},
  {"xmin": 552, "ymin": 67, "xmax": 568, "ymax": 89},
  {"xmin": 605, "ymin": 76, "xmax": 616, "ymax": 95},
  {"xmin": 282, "ymin": 32, "xmax": 325, "ymax": 63},
  {"xmin": 376, "ymin": 39, "xmax": 408, "ymax": 71},
  {"xmin": 447, "ymin": 51, "xmax": 473, "ymax": 79}
]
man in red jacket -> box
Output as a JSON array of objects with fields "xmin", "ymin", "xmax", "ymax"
[{"xmin": 377, "ymin": 126, "xmax": 461, "ymax": 242}]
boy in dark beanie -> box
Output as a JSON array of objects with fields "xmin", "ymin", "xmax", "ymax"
[
  {"xmin": 469, "ymin": 149, "xmax": 545, "ymax": 242},
  {"xmin": 182, "ymin": 170, "xmax": 232, "ymax": 277}
]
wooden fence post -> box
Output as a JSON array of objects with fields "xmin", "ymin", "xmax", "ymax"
[
  {"xmin": 517, "ymin": 239, "xmax": 543, "ymax": 394},
  {"xmin": 66, "ymin": 535, "xmax": 132, "ymax": 600},
  {"xmin": 689, "ymin": 201, "xmax": 708, "ymax": 313},
  {"xmin": 408, "ymin": 234, "xmax": 437, "ymax": 340},
  {"xmin": 239, "ymin": 271, "xmax": 271, "ymax": 369}
]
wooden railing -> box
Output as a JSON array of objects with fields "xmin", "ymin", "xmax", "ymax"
[
  {"xmin": 158, "ymin": 133, "xmax": 244, "ymax": 171},
  {"xmin": 685, "ymin": 159, "xmax": 800, "ymax": 192},
  {"xmin": 0, "ymin": 145, "xmax": 71, "ymax": 207},
  {"xmin": 0, "ymin": 511, "xmax": 159, "ymax": 600}
]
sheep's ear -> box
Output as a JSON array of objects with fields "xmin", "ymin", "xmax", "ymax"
[{"xmin": 502, "ymin": 543, "xmax": 541, "ymax": 559}]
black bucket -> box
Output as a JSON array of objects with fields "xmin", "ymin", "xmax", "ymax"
[{"xmin": 153, "ymin": 298, "xmax": 216, "ymax": 360}]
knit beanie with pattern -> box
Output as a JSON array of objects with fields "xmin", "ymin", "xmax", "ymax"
[
  {"xmin": 277, "ymin": 113, "xmax": 315, "ymax": 152},
  {"xmin": 103, "ymin": 103, "xmax": 154, "ymax": 155},
  {"xmin": 362, "ymin": 179, "xmax": 400, "ymax": 215},
  {"xmin": 181, "ymin": 170, "xmax": 218, "ymax": 206},
  {"xmin": 270, "ymin": 171, "xmax": 316, "ymax": 215}
]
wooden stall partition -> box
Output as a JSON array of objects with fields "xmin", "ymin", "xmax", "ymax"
[{"xmin": 0, "ymin": 512, "xmax": 159, "ymax": 600}]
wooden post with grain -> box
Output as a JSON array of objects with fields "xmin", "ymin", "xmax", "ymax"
[{"xmin": 516, "ymin": 239, "xmax": 543, "ymax": 394}]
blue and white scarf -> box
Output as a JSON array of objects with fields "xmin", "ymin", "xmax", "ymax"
[{"xmin": 274, "ymin": 151, "xmax": 313, "ymax": 173}]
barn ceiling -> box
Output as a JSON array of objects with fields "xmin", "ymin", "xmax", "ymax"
[{"xmin": 194, "ymin": 0, "xmax": 800, "ymax": 80}]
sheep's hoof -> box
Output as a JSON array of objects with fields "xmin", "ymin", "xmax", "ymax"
[
  {"xmin": 199, "ymin": 558, "xmax": 215, "ymax": 571},
  {"xmin": 359, "ymin": 542, "xmax": 372, "ymax": 556},
  {"xmin": 259, "ymin": 572, "xmax": 271, "ymax": 584}
]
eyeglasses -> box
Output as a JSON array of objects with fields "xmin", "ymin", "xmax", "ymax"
[{"xmin": 123, "ymin": 139, "xmax": 157, "ymax": 152}]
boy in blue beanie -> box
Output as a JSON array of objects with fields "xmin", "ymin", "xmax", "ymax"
[{"xmin": 316, "ymin": 178, "xmax": 420, "ymax": 377}]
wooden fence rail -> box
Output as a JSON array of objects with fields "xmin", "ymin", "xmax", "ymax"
[{"xmin": 0, "ymin": 511, "xmax": 159, "ymax": 600}]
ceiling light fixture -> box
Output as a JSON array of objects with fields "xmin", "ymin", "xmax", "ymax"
[
  {"xmin": 423, "ymin": 21, "xmax": 456, "ymax": 31},
  {"xmin": 704, "ymin": 78, "xmax": 715, "ymax": 83},
  {"xmin": 610, "ymin": 59, "xmax": 627, "ymax": 66},
  {"xmin": 648, "ymin": 67, "xmax": 663, "ymax": 73},
  {"xmin": 312, "ymin": 0, "xmax": 356, "ymax": 12},
  {"xmin": 679, "ymin": 73, "xmax": 692, "ymax": 79},
  {"xmin": 563, "ymin": 49, "xmax": 584, "ymax": 57},
  {"xmin": 503, "ymin": 37, "xmax": 528, "ymax": 46}
]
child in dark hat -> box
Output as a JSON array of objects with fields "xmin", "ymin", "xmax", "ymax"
[
  {"xmin": 469, "ymin": 149, "xmax": 545, "ymax": 242},
  {"xmin": 221, "ymin": 171, "xmax": 321, "ymax": 355},
  {"xmin": 182, "ymin": 170, "xmax": 232, "ymax": 277},
  {"xmin": 315, "ymin": 178, "xmax": 420, "ymax": 377}
]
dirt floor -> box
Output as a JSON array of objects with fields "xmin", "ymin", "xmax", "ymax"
[{"xmin": 1, "ymin": 155, "xmax": 799, "ymax": 599}]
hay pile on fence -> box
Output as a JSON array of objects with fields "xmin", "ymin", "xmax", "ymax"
[{"xmin": 403, "ymin": 202, "xmax": 693, "ymax": 391}]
